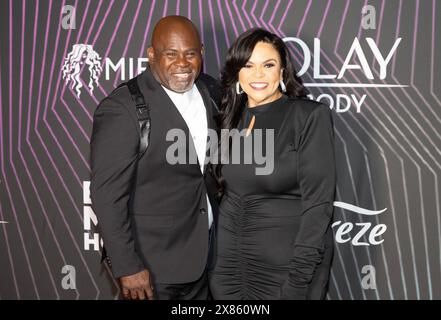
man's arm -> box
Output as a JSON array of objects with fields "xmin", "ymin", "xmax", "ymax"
[{"xmin": 90, "ymin": 95, "xmax": 153, "ymax": 299}]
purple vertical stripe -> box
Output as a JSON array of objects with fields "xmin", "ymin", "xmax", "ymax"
[
  {"xmin": 317, "ymin": 0, "xmax": 332, "ymax": 38},
  {"xmin": 8, "ymin": 0, "xmax": 40, "ymax": 298},
  {"xmin": 0, "ymin": 14, "xmax": 20, "ymax": 299},
  {"xmin": 188, "ymin": 0, "xmax": 192, "ymax": 20},
  {"xmin": 112, "ymin": 0, "xmax": 144, "ymax": 87},
  {"xmin": 224, "ymin": 0, "xmax": 239, "ymax": 37},
  {"xmin": 216, "ymin": 0, "xmax": 230, "ymax": 48},
  {"xmin": 297, "ymin": 0, "xmax": 312, "ymax": 37},
  {"xmin": 392, "ymin": 0, "xmax": 403, "ymax": 76},
  {"xmin": 138, "ymin": 1, "xmax": 157, "ymax": 61},
  {"xmin": 162, "ymin": 0, "xmax": 169, "ymax": 17},
  {"xmin": 208, "ymin": 0, "xmax": 221, "ymax": 68}
]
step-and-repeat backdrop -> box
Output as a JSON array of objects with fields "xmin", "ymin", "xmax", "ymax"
[{"xmin": 1, "ymin": 0, "xmax": 440, "ymax": 299}]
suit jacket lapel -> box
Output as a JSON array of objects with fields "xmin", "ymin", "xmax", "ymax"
[{"xmin": 139, "ymin": 68, "xmax": 201, "ymax": 170}]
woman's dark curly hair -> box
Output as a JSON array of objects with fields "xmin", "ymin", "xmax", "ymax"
[{"xmin": 214, "ymin": 28, "xmax": 309, "ymax": 199}]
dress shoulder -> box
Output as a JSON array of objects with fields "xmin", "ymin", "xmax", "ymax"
[
  {"xmin": 283, "ymin": 97, "xmax": 332, "ymax": 149},
  {"xmin": 286, "ymin": 97, "xmax": 328, "ymax": 122}
]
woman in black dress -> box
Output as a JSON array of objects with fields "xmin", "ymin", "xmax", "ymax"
[{"xmin": 209, "ymin": 28, "xmax": 336, "ymax": 300}]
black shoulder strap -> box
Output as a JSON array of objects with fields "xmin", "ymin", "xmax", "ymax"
[
  {"xmin": 100, "ymin": 78, "xmax": 151, "ymax": 266},
  {"xmin": 125, "ymin": 77, "xmax": 151, "ymax": 157}
]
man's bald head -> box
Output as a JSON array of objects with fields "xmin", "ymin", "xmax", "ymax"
[
  {"xmin": 148, "ymin": 16, "xmax": 203, "ymax": 93},
  {"xmin": 151, "ymin": 16, "xmax": 201, "ymax": 49}
]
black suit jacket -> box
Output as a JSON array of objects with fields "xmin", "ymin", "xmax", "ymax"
[{"xmin": 90, "ymin": 68, "xmax": 219, "ymax": 284}]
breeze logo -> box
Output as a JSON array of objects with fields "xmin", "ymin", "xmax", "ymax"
[{"xmin": 332, "ymin": 202, "xmax": 388, "ymax": 246}]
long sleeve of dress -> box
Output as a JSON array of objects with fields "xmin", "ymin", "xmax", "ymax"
[
  {"xmin": 281, "ymin": 104, "xmax": 336, "ymax": 299},
  {"xmin": 90, "ymin": 96, "xmax": 145, "ymax": 278}
]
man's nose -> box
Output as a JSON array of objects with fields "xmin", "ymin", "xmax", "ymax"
[{"xmin": 175, "ymin": 54, "xmax": 190, "ymax": 66}]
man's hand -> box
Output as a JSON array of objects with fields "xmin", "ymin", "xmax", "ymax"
[{"xmin": 119, "ymin": 269, "xmax": 154, "ymax": 300}]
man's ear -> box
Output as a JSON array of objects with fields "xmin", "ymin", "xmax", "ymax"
[
  {"xmin": 200, "ymin": 45, "xmax": 205, "ymax": 56},
  {"xmin": 147, "ymin": 47, "xmax": 155, "ymax": 62}
]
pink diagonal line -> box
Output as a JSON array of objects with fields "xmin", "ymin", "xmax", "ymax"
[
  {"xmin": 277, "ymin": 0, "xmax": 292, "ymax": 31},
  {"xmin": 216, "ymin": 0, "xmax": 231, "ymax": 48},
  {"xmin": 331, "ymin": 4, "xmax": 407, "ymax": 299},
  {"xmin": 232, "ymin": 0, "xmax": 247, "ymax": 32},
  {"xmin": 328, "ymin": 0, "xmax": 441, "ymax": 300},
  {"xmin": 162, "ymin": 0, "xmax": 169, "ymax": 17},
  {"xmin": 317, "ymin": 0, "xmax": 332, "ymax": 38},
  {"xmin": 334, "ymin": 0, "xmax": 350, "ymax": 52},
  {"xmin": 35, "ymin": 0, "xmax": 100, "ymax": 298},
  {"xmin": 29, "ymin": 0, "xmax": 84, "ymax": 277},
  {"xmin": 0, "ymin": 196, "xmax": 18, "ymax": 298},
  {"xmin": 66, "ymin": 0, "xmax": 104, "ymax": 110},
  {"xmin": 51, "ymin": 2, "xmax": 100, "ymax": 299},
  {"xmin": 23, "ymin": 0, "xmax": 69, "ymax": 293},
  {"xmin": 390, "ymin": 2, "xmax": 441, "ymax": 140},
  {"xmin": 392, "ymin": 0, "xmax": 402, "ymax": 75},
  {"xmin": 430, "ymin": 0, "xmax": 437, "ymax": 97},
  {"xmin": 16, "ymin": 0, "xmax": 60, "ymax": 298},
  {"xmin": 32, "ymin": 0, "xmax": 81, "ymax": 216},
  {"xmin": 249, "ymin": 0, "xmax": 260, "ymax": 26},
  {"xmin": 0, "ymin": 32, "xmax": 20, "ymax": 302},
  {"xmin": 44, "ymin": 0, "xmax": 92, "ymax": 185},
  {"xmin": 96, "ymin": 0, "xmax": 129, "ymax": 97},
  {"xmin": 37, "ymin": 0, "xmax": 84, "ymax": 299},
  {"xmin": 25, "ymin": 0, "xmax": 71, "ymax": 278},
  {"xmin": 7, "ymin": 0, "xmax": 39, "ymax": 299},
  {"xmin": 334, "ymin": 0, "xmax": 438, "ymax": 160},
  {"xmin": 356, "ymin": 0, "xmax": 369, "ymax": 40},
  {"xmin": 198, "ymin": 0, "xmax": 206, "ymax": 71},
  {"xmin": 176, "ymin": 0, "xmax": 180, "ymax": 14},
  {"xmin": 296, "ymin": 0, "xmax": 312, "ymax": 37},
  {"xmin": 85, "ymin": 0, "xmax": 103, "ymax": 47},
  {"xmin": 258, "ymin": 0, "xmax": 270, "ymax": 30},
  {"xmin": 432, "ymin": 0, "xmax": 441, "ymax": 290},
  {"xmin": 241, "ymin": 0, "xmax": 254, "ymax": 29},
  {"xmin": 224, "ymin": 0, "xmax": 239, "ymax": 37},
  {"xmin": 268, "ymin": 0, "xmax": 281, "ymax": 26},
  {"xmin": 371, "ymin": 0, "xmax": 385, "ymax": 69},
  {"xmin": 88, "ymin": 0, "xmax": 115, "ymax": 98},
  {"xmin": 41, "ymin": 0, "xmax": 88, "ymax": 191},
  {"xmin": 138, "ymin": 1, "xmax": 157, "ymax": 64},
  {"xmin": 429, "ymin": 2, "xmax": 441, "ymax": 125},
  {"xmin": 188, "ymin": 0, "xmax": 191, "ymax": 20},
  {"xmin": 112, "ymin": 0, "xmax": 143, "ymax": 88},
  {"xmin": 92, "ymin": 0, "xmax": 115, "ymax": 45},
  {"xmin": 208, "ymin": 0, "xmax": 221, "ymax": 68},
  {"xmin": 56, "ymin": 1, "xmax": 106, "ymax": 162},
  {"xmin": 410, "ymin": 0, "xmax": 419, "ymax": 85},
  {"xmin": 409, "ymin": 0, "xmax": 433, "ymax": 299}
]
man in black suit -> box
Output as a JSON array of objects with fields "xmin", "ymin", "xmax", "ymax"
[{"xmin": 90, "ymin": 16, "xmax": 219, "ymax": 300}]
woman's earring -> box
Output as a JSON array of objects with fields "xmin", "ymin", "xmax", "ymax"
[
  {"xmin": 280, "ymin": 79, "xmax": 287, "ymax": 93},
  {"xmin": 236, "ymin": 82, "xmax": 244, "ymax": 94}
]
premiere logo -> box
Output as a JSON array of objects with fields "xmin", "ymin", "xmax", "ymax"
[{"xmin": 62, "ymin": 44, "xmax": 103, "ymax": 98}]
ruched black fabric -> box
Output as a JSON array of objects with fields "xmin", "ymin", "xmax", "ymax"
[{"xmin": 209, "ymin": 95, "xmax": 336, "ymax": 300}]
